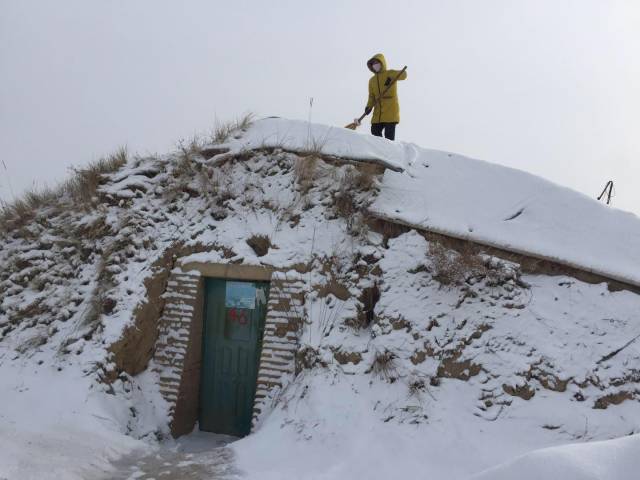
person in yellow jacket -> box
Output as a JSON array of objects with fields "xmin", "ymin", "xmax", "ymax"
[{"xmin": 364, "ymin": 53, "xmax": 407, "ymax": 140}]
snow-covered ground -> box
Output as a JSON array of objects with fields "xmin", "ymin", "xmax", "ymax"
[
  {"xmin": 229, "ymin": 231, "xmax": 640, "ymax": 480},
  {"xmin": 470, "ymin": 434, "xmax": 640, "ymax": 480},
  {"xmin": 1, "ymin": 117, "xmax": 639, "ymax": 479},
  {"xmin": 110, "ymin": 431, "xmax": 240, "ymax": 479},
  {"xmin": 0, "ymin": 359, "xmax": 145, "ymax": 479}
]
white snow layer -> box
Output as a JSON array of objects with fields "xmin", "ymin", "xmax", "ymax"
[
  {"xmin": 470, "ymin": 434, "xmax": 640, "ymax": 480},
  {"xmin": 0, "ymin": 360, "xmax": 163, "ymax": 480},
  {"xmin": 223, "ymin": 118, "xmax": 640, "ymax": 287}
]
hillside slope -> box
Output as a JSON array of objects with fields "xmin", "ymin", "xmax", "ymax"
[{"xmin": 0, "ymin": 117, "xmax": 639, "ymax": 480}]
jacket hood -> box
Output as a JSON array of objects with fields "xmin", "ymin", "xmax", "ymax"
[{"xmin": 367, "ymin": 53, "xmax": 387, "ymax": 73}]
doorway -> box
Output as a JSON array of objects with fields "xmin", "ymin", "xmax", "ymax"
[{"xmin": 199, "ymin": 278, "xmax": 270, "ymax": 437}]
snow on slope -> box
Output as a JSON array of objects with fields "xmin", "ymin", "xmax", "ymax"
[
  {"xmin": 470, "ymin": 434, "xmax": 640, "ymax": 480},
  {"xmin": 371, "ymin": 151, "xmax": 640, "ymax": 288},
  {"xmin": 231, "ymin": 230, "xmax": 640, "ymax": 480},
  {"xmin": 223, "ymin": 118, "xmax": 640, "ymax": 287},
  {"xmin": 2, "ymin": 116, "xmax": 640, "ymax": 479}
]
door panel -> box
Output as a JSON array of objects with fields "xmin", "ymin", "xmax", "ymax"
[{"xmin": 199, "ymin": 278, "xmax": 269, "ymax": 436}]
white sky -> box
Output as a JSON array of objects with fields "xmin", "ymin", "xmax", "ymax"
[{"xmin": 1, "ymin": 0, "xmax": 639, "ymax": 215}]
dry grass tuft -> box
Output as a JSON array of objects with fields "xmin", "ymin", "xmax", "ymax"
[
  {"xmin": 246, "ymin": 234, "xmax": 272, "ymax": 257},
  {"xmin": 0, "ymin": 147, "xmax": 127, "ymax": 233},
  {"xmin": 1, "ymin": 187, "xmax": 57, "ymax": 229},
  {"xmin": 172, "ymin": 153, "xmax": 199, "ymax": 178},
  {"xmin": 176, "ymin": 135, "xmax": 208, "ymax": 159},
  {"xmin": 294, "ymin": 156, "xmax": 318, "ymax": 193},
  {"xmin": 301, "ymin": 133, "xmax": 328, "ymax": 158},
  {"xmin": 65, "ymin": 146, "xmax": 128, "ymax": 204},
  {"xmin": 333, "ymin": 167, "xmax": 359, "ymax": 221},
  {"xmin": 334, "ymin": 190, "xmax": 357, "ymax": 219},
  {"xmin": 407, "ymin": 377, "xmax": 427, "ymax": 398},
  {"xmin": 371, "ymin": 349, "xmax": 398, "ymax": 382},
  {"xmin": 211, "ymin": 112, "xmax": 254, "ymax": 144},
  {"xmin": 173, "ymin": 113, "xmax": 254, "ymax": 160}
]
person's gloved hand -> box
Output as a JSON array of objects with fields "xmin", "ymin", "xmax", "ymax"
[{"xmin": 364, "ymin": 106, "xmax": 372, "ymax": 115}]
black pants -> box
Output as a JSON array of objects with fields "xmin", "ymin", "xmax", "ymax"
[{"xmin": 371, "ymin": 122, "xmax": 396, "ymax": 140}]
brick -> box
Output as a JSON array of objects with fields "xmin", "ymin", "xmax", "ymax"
[
  {"xmin": 255, "ymin": 380, "xmax": 282, "ymax": 389},
  {"xmin": 259, "ymin": 365, "xmax": 292, "ymax": 375},
  {"xmin": 261, "ymin": 352, "xmax": 294, "ymax": 363},
  {"xmin": 261, "ymin": 342, "xmax": 298, "ymax": 352},
  {"xmin": 258, "ymin": 368, "xmax": 285, "ymax": 378},
  {"xmin": 258, "ymin": 357, "xmax": 292, "ymax": 368},
  {"xmin": 262, "ymin": 333, "xmax": 298, "ymax": 343},
  {"xmin": 164, "ymin": 305, "xmax": 195, "ymax": 313}
]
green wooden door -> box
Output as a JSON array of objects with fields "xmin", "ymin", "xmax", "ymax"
[{"xmin": 199, "ymin": 278, "xmax": 269, "ymax": 437}]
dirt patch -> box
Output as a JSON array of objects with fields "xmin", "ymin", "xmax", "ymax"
[
  {"xmin": 367, "ymin": 217, "xmax": 410, "ymax": 246},
  {"xmin": 502, "ymin": 382, "xmax": 536, "ymax": 400},
  {"xmin": 464, "ymin": 324, "xmax": 492, "ymax": 345},
  {"xmin": 296, "ymin": 345, "xmax": 326, "ymax": 371},
  {"xmin": 527, "ymin": 365, "xmax": 570, "ymax": 392},
  {"xmin": 437, "ymin": 355, "xmax": 482, "ymax": 380},
  {"xmin": 273, "ymin": 322, "xmax": 290, "ymax": 338},
  {"xmin": 107, "ymin": 251, "xmax": 172, "ymax": 379},
  {"xmin": 333, "ymin": 350, "xmax": 363, "ymax": 365},
  {"xmin": 593, "ymin": 391, "xmax": 634, "ymax": 409},
  {"xmin": 391, "ymin": 317, "xmax": 411, "ymax": 331},
  {"xmin": 411, "ymin": 350, "xmax": 427, "ymax": 365},
  {"xmin": 316, "ymin": 278, "xmax": 351, "ymax": 301}
]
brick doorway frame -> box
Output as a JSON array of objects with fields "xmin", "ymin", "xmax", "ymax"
[{"xmin": 152, "ymin": 261, "xmax": 305, "ymax": 437}]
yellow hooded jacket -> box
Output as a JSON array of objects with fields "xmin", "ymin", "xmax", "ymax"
[{"xmin": 366, "ymin": 53, "xmax": 407, "ymax": 124}]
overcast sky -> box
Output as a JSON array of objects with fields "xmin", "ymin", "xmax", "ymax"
[{"xmin": 1, "ymin": 0, "xmax": 639, "ymax": 215}]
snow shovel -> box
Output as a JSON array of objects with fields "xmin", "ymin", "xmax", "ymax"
[{"xmin": 345, "ymin": 65, "xmax": 407, "ymax": 130}]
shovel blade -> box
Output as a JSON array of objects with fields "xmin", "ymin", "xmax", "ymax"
[{"xmin": 344, "ymin": 122, "xmax": 358, "ymax": 130}]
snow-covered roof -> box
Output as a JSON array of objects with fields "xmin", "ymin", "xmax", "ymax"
[
  {"xmin": 218, "ymin": 117, "xmax": 407, "ymax": 171},
  {"xmin": 224, "ymin": 118, "xmax": 640, "ymax": 287}
]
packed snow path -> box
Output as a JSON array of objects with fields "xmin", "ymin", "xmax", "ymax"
[{"xmin": 109, "ymin": 432, "xmax": 240, "ymax": 480}]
